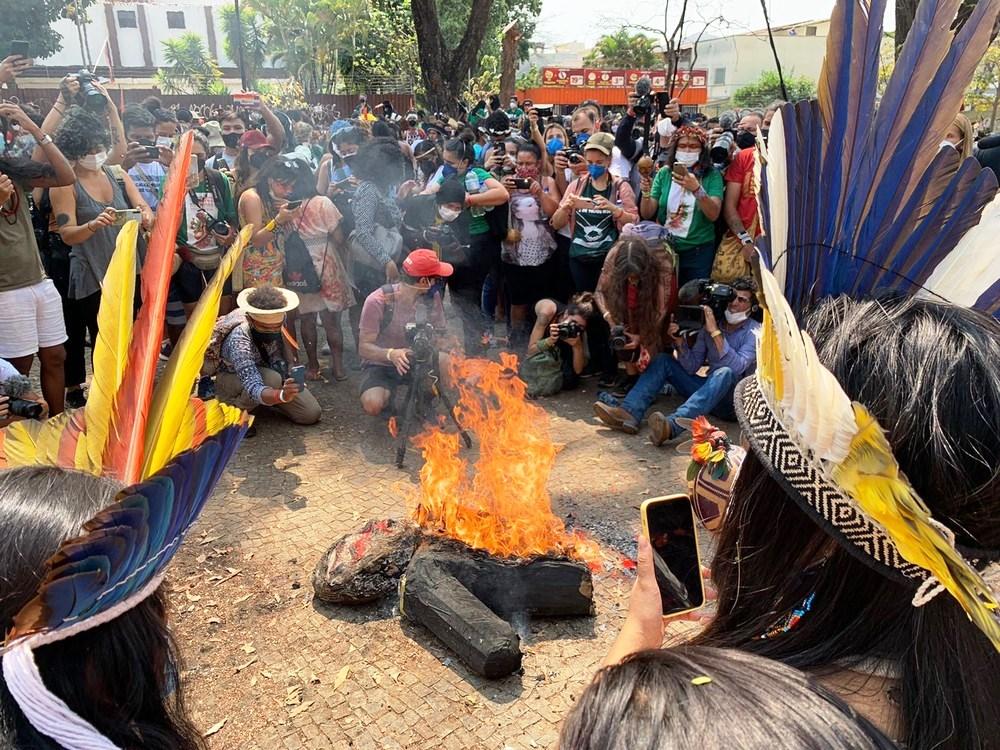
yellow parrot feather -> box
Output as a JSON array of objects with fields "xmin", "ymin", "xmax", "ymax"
[
  {"xmin": 832, "ymin": 403, "xmax": 1000, "ymax": 649},
  {"xmin": 141, "ymin": 226, "xmax": 251, "ymax": 478},
  {"xmin": 83, "ymin": 221, "xmax": 138, "ymax": 474}
]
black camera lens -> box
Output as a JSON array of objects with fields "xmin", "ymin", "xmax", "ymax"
[
  {"xmin": 9, "ymin": 398, "xmax": 43, "ymax": 420},
  {"xmin": 209, "ymin": 219, "xmax": 232, "ymax": 235},
  {"xmin": 609, "ymin": 325, "xmax": 628, "ymax": 351}
]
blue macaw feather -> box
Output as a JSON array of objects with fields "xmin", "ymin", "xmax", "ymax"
[
  {"xmin": 4, "ymin": 423, "xmax": 248, "ymax": 646},
  {"xmin": 975, "ymin": 278, "xmax": 1000, "ymax": 317},
  {"xmin": 765, "ymin": 0, "xmax": 1000, "ymax": 317}
]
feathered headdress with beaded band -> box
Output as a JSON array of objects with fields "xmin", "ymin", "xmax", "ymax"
[
  {"xmin": 0, "ymin": 131, "xmax": 254, "ymax": 748},
  {"xmin": 739, "ymin": 0, "xmax": 1000, "ymax": 651}
]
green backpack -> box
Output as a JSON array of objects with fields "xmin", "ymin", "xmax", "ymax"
[{"xmin": 520, "ymin": 347, "xmax": 564, "ymax": 397}]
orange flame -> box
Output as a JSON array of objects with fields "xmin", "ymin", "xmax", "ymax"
[
  {"xmin": 388, "ymin": 416, "xmax": 399, "ymax": 438},
  {"xmin": 413, "ymin": 353, "xmax": 600, "ymax": 563}
]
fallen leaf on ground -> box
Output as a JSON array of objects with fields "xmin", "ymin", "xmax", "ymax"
[
  {"xmin": 203, "ymin": 718, "xmax": 227, "ymax": 737},
  {"xmin": 241, "ymin": 643, "xmax": 256, "ymax": 654},
  {"xmin": 235, "ymin": 657, "xmax": 258, "ymax": 673},
  {"xmin": 185, "ymin": 592, "xmax": 202, "ymax": 602},
  {"xmin": 199, "ymin": 536, "xmax": 220, "ymax": 546},
  {"xmin": 334, "ymin": 665, "xmax": 350, "ymax": 689},
  {"xmin": 285, "ymin": 685, "xmax": 303, "ymax": 706},
  {"xmin": 288, "ymin": 700, "xmax": 314, "ymax": 718},
  {"xmin": 234, "ymin": 593, "xmax": 253, "ymax": 604}
]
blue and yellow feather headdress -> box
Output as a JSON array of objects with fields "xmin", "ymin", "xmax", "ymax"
[
  {"xmin": 740, "ymin": 0, "xmax": 1000, "ymax": 650},
  {"xmin": 0, "ymin": 131, "xmax": 254, "ymax": 748}
]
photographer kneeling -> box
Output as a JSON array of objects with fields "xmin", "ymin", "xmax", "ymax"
[
  {"xmin": 358, "ymin": 249, "xmax": 454, "ymax": 416},
  {"xmin": 214, "ymin": 286, "xmax": 321, "ymax": 427},
  {"xmin": 593, "ymin": 277, "xmax": 759, "ymax": 441},
  {"xmin": 521, "ymin": 294, "xmax": 594, "ymax": 397}
]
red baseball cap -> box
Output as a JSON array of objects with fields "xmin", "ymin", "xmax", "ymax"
[
  {"xmin": 239, "ymin": 130, "xmax": 270, "ymax": 149},
  {"xmin": 402, "ymin": 249, "xmax": 453, "ymax": 278}
]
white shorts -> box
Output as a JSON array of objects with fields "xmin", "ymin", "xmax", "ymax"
[{"xmin": 0, "ymin": 279, "xmax": 68, "ymax": 359}]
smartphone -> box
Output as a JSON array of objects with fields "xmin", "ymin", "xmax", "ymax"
[
  {"xmin": 144, "ymin": 145, "xmax": 160, "ymax": 160},
  {"xmin": 188, "ymin": 153, "xmax": 199, "ymax": 180},
  {"xmin": 290, "ymin": 365, "xmax": 306, "ymax": 388},
  {"xmin": 535, "ymin": 105, "xmax": 553, "ymax": 118},
  {"xmin": 676, "ymin": 305, "xmax": 706, "ymax": 330},
  {"xmin": 672, "ymin": 163, "xmax": 689, "ymax": 180},
  {"xmin": 640, "ymin": 494, "xmax": 705, "ymax": 617},
  {"xmin": 513, "ymin": 177, "xmax": 531, "ymax": 189},
  {"xmin": 111, "ymin": 208, "xmax": 142, "ymax": 227},
  {"xmin": 232, "ymin": 92, "xmax": 261, "ymax": 111},
  {"xmin": 284, "ymin": 199, "xmax": 302, "ymax": 210},
  {"xmin": 9, "ymin": 41, "xmax": 29, "ymax": 60}
]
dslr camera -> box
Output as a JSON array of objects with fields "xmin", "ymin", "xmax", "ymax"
[
  {"xmin": 609, "ymin": 324, "xmax": 629, "ymax": 351},
  {"xmin": 405, "ymin": 321, "xmax": 436, "ymax": 363},
  {"xmin": 73, "ymin": 69, "xmax": 107, "ymax": 113},
  {"xmin": 555, "ymin": 320, "xmax": 584, "ymax": 340},
  {"xmin": 1, "ymin": 374, "xmax": 44, "ymax": 420},
  {"xmin": 558, "ymin": 144, "xmax": 584, "ymax": 165}
]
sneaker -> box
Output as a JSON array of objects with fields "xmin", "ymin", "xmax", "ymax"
[
  {"xmin": 597, "ymin": 372, "xmax": 619, "ymax": 388},
  {"xmin": 611, "ymin": 374, "xmax": 638, "ymax": 398},
  {"xmin": 593, "ymin": 402, "xmax": 639, "ymax": 434},
  {"xmin": 648, "ymin": 411, "xmax": 673, "ymax": 446},
  {"xmin": 159, "ymin": 340, "xmax": 173, "ymax": 361},
  {"xmin": 66, "ymin": 388, "xmax": 87, "ymax": 409}
]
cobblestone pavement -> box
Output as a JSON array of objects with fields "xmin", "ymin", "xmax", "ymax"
[{"xmin": 170, "ymin": 349, "xmax": 735, "ymax": 749}]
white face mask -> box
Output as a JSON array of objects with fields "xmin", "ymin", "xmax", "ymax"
[
  {"xmin": 79, "ymin": 151, "xmax": 108, "ymax": 171},
  {"xmin": 939, "ymin": 139, "xmax": 957, "ymax": 150},
  {"xmin": 674, "ymin": 150, "xmax": 700, "ymax": 167},
  {"xmin": 438, "ymin": 206, "xmax": 462, "ymax": 223},
  {"xmin": 725, "ymin": 309, "xmax": 749, "ymax": 325}
]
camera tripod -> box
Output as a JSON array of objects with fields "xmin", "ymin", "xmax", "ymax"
[{"xmin": 395, "ymin": 349, "xmax": 472, "ymax": 468}]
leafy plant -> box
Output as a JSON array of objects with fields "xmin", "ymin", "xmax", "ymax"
[
  {"xmin": 731, "ymin": 71, "xmax": 816, "ymax": 109},
  {"xmin": 0, "ymin": 0, "xmax": 98, "ymax": 59},
  {"xmin": 583, "ymin": 28, "xmax": 659, "ymax": 69},
  {"xmin": 515, "ymin": 64, "xmax": 541, "ymax": 92},
  {"xmin": 219, "ymin": 5, "xmax": 270, "ymax": 88},
  {"xmin": 154, "ymin": 34, "xmax": 225, "ymax": 95}
]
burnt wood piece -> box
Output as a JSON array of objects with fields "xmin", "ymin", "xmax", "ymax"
[
  {"xmin": 312, "ymin": 519, "xmax": 421, "ymax": 604},
  {"xmin": 399, "ymin": 542, "xmax": 594, "ymax": 678}
]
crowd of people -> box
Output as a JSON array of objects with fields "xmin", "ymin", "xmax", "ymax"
[{"xmin": 1, "ymin": 9, "xmax": 999, "ymax": 746}]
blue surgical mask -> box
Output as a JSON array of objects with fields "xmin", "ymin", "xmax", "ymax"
[
  {"xmin": 575, "ymin": 132, "xmax": 591, "ymax": 146},
  {"xmin": 441, "ymin": 163, "xmax": 458, "ymax": 178},
  {"xmin": 546, "ymin": 138, "xmax": 564, "ymax": 156},
  {"xmin": 587, "ymin": 164, "xmax": 607, "ymax": 179}
]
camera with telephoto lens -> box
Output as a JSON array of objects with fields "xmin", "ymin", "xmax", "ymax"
[
  {"xmin": 555, "ymin": 320, "xmax": 584, "ymax": 340},
  {"xmin": 405, "ymin": 321, "xmax": 436, "ymax": 363},
  {"xmin": 421, "ymin": 223, "xmax": 465, "ymax": 251},
  {"xmin": 0, "ymin": 374, "xmax": 44, "ymax": 419},
  {"xmin": 609, "ymin": 324, "xmax": 629, "ymax": 351},
  {"xmin": 74, "ymin": 69, "xmax": 107, "ymax": 112},
  {"xmin": 710, "ymin": 130, "xmax": 735, "ymax": 164}
]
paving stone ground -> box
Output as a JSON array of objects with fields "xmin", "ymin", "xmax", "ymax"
[{"xmin": 169, "ymin": 344, "xmax": 733, "ymax": 750}]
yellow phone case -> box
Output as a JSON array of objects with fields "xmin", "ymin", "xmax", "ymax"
[{"xmin": 640, "ymin": 494, "xmax": 706, "ymax": 618}]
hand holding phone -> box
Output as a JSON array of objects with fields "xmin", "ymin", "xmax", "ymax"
[
  {"xmin": 672, "ymin": 163, "xmax": 689, "ymax": 180},
  {"xmin": 640, "ymin": 494, "xmax": 705, "ymax": 617},
  {"xmin": 290, "ymin": 365, "xmax": 306, "ymax": 388}
]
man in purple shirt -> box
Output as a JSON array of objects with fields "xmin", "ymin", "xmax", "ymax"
[{"xmin": 593, "ymin": 277, "xmax": 760, "ymax": 443}]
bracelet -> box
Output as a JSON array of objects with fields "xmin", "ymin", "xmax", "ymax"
[
  {"xmin": 737, "ymin": 231, "xmax": 752, "ymax": 245},
  {"xmin": 35, "ymin": 133, "xmax": 53, "ymax": 145},
  {"xmin": 602, "ymin": 311, "xmax": 612, "ymax": 321},
  {"xmin": 694, "ymin": 186, "xmax": 708, "ymax": 200},
  {"xmin": 264, "ymin": 219, "xmax": 277, "ymax": 233},
  {"xmin": 641, "ymin": 192, "xmax": 651, "ymax": 199},
  {"xmin": 710, "ymin": 329, "xmax": 723, "ymax": 338},
  {"xmin": 276, "ymin": 388, "xmax": 288, "ymax": 403},
  {"xmin": 385, "ymin": 348, "xmax": 394, "ymax": 362}
]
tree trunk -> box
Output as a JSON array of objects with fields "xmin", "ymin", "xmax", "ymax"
[
  {"xmin": 895, "ymin": 0, "xmax": 918, "ymax": 58},
  {"xmin": 410, "ymin": 0, "xmax": 495, "ymax": 111},
  {"xmin": 499, "ymin": 21, "xmax": 520, "ymax": 103}
]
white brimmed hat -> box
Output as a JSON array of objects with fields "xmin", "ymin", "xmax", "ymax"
[{"xmin": 237, "ymin": 286, "xmax": 299, "ymax": 324}]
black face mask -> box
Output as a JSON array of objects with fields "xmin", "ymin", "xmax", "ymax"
[
  {"xmin": 222, "ymin": 132, "xmax": 242, "ymax": 149},
  {"xmin": 196, "ymin": 155, "xmax": 207, "ymax": 172},
  {"xmin": 736, "ymin": 130, "xmax": 757, "ymax": 149},
  {"xmin": 249, "ymin": 151, "xmax": 270, "ymax": 169}
]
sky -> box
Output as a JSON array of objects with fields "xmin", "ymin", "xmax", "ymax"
[{"xmin": 533, "ymin": 0, "xmax": 892, "ymax": 47}]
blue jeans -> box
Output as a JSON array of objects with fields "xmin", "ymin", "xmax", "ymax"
[
  {"xmin": 676, "ymin": 241, "xmax": 717, "ymax": 288},
  {"xmin": 620, "ymin": 354, "xmax": 738, "ymax": 434}
]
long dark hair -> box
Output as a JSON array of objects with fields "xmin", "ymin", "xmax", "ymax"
[
  {"xmin": 602, "ymin": 237, "xmax": 667, "ymax": 347},
  {"xmin": 351, "ymin": 137, "xmax": 407, "ymax": 190},
  {"xmin": 560, "ymin": 647, "xmax": 896, "ymax": 750},
  {"xmin": 694, "ymin": 296, "xmax": 1000, "ymax": 750},
  {"xmin": 663, "ymin": 131, "xmax": 713, "ymax": 174},
  {"xmin": 250, "ymin": 157, "xmax": 311, "ymax": 219},
  {"xmin": 0, "ymin": 468, "xmax": 204, "ymax": 749}
]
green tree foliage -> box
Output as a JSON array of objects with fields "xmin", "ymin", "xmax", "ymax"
[
  {"xmin": 515, "ymin": 64, "xmax": 541, "ymax": 91},
  {"xmin": 438, "ymin": 0, "xmax": 541, "ymax": 67},
  {"xmin": 966, "ymin": 41, "xmax": 1000, "ymax": 130},
  {"xmin": 0, "ymin": 0, "xmax": 97, "ymax": 59},
  {"xmin": 339, "ymin": 0, "xmax": 419, "ymax": 92},
  {"xmin": 583, "ymin": 28, "xmax": 659, "ymax": 69},
  {"xmin": 219, "ymin": 6, "xmax": 270, "ymax": 88},
  {"xmin": 154, "ymin": 34, "xmax": 225, "ymax": 95},
  {"xmin": 731, "ymin": 71, "xmax": 815, "ymax": 109}
]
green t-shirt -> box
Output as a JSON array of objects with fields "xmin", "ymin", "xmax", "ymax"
[
  {"xmin": 650, "ymin": 167, "xmax": 724, "ymax": 251},
  {"xmin": 570, "ymin": 180, "xmax": 617, "ymax": 260}
]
